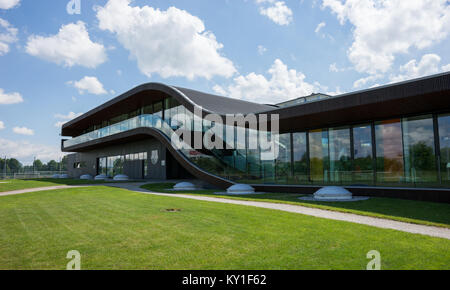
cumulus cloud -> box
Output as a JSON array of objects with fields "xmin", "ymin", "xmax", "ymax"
[
  {"xmin": 213, "ymin": 59, "xmax": 318, "ymax": 104},
  {"xmin": 0, "ymin": 18, "xmax": 18, "ymax": 55},
  {"xmin": 0, "ymin": 88, "xmax": 23, "ymax": 104},
  {"xmin": 390, "ymin": 54, "xmax": 448, "ymax": 83},
  {"xmin": 0, "ymin": 120, "xmax": 4, "ymax": 130},
  {"xmin": 54, "ymin": 111, "xmax": 83, "ymax": 128},
  {"xmin": 0, "ymin": 0, "xmax": 20, "ymax": 9},
  {"xmin": 315, "ymin": 22, "xmax": 326, "ymax": 34},
  {"xmin": 442, "ymin": 64, "xmax": 450, "ymax": 72},
  {"xmin": 0, "ymin": 138, "xmax": 63, "ymax": 165},
  {"xmin": 25, "ymin": 21, "xmax": 107, "ymax": 68},
  {"xmin": 68, "ymin": 76, "xmax": 107, "ymax": 95},
  {"xmin": 353, "ymin": 74, "xmax": 383, "ymax": 88},
  {"xmin": 96, "ymin": 0, "xmax": 236, "ymax": 80},
  {"xmin": 256, "ymin": 0, "xmax": 293, "ymax": 26},
  {"xmin": 13, "ymin": 126, "xmax": 34, "ymax": 136},
  {"xmin": 257, "ymin": 45, "xmax": 267, "ymax": 55},
  {"xmin": 322, "ymin": 0, "xmax": 450, "ymax": 74}
]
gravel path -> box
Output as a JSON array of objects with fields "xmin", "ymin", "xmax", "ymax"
[
  {"xmin": 108, "ymin": 183, "xmax": 450, "ymax": 240},
  {"xmin": 1, "ymin": 183, "xmax": 449, "ymax": 240}
]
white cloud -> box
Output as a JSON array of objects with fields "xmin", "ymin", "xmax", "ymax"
[
  {"xmin": 442, "ymin": 64, "xmax": 450, "ymax": 72},
  {"xmin": 390, "ymin": 54, "xmax": 445, "ymax": 83},
  {"xmin": 13, "ymin": 126, "xmax": 34, "ymax": 136},
  {"xmin": 54, "ymin": 111, "xmax": 83, "ymax": 127},
  {"xmin": 0, "ymin": 88, "xmax": 23, "ymax": 104},
  {"xmin": 0, "ymin": 138, "xmax": 63, "ymax": 165},
  {"xmin": 257, "ymin": 0, "xmax": 293, "ymax": 26},
  {"xmin": 315, "ymin": 22, "xmax": 326, "ymax": 34},
  {"xmin": 0, "ymin": 120, "xmax": 4, "ymax": 130},
  {"xmin": 0, "ymin": 18, "xmax": 18, "ymax": 55},
  {"xmin": 0, "ymin": 0, "xmax": 20, "ymax": 9},
  {"xmin": 96, "ymin": 0, "xmax": 236, "ymax": 80},
  {"xmin": 322, "ymin": 0, "xmax": 450, "ymax": 74},
  {"xmin": 25, "ymin": 21, "xmax": 107, "ymax": 68},
  {"xmin": 353, "ymin": 74, "xmax": 383, "ymax": 88},
  {"xmin": 54, "ymin": 111, "xmax": 83, "ymax": 120},
  {"xmin": 257, "ymin": 45, "xmax": 267, "ymax": 55},
  {"xmin": 214, "ymin": 59, "xmax": 317, "ymax": 104},
  {"xmin": 68, "ymin": 76, "xmax": 107, "ymax": 95}
]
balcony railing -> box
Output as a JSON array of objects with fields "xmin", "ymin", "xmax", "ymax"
[{"xmin": 63, "ymin": 114, "xmax": 172, "ymax": 148}]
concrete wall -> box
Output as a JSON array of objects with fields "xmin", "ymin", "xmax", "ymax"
[{"xmin": 66, "ymin": 138, "xmax": 166, "ymax": 180}]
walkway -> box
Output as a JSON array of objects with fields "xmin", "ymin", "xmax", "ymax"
[
  {"xmin": 0, "ymin": 185, "xmax": 84, "ymax": 197},
  {"xmin": 1, "ymin": 183, "xmax": 449, "ymax": 240}
]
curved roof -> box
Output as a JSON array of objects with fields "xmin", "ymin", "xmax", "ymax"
[
  {"xmin": 62, "ymin": 82, "xmax": 273, "ymax": 136},
  {"xmin": 62, "ymin": 72, "xmax": 450, "ymax": 137}
]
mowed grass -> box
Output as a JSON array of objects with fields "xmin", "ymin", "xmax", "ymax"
[
  {"xmin": 0, "ymin": 179, "xmax": 126, "ymax": 192},
  {"xmin": 141, "ymin": 183, "xmax": 450, "ymax": 229},
  {"xmin": 0, "ymin": 186, "xmax": 449, "ymax": 270}
]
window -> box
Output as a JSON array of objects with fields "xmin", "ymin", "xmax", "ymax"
[
  {"xmin": 292, "ymin": 132, "xmax": 308, "ymax": 184},
  {"xmin": 275, "ymin": 133, "xmax": 292, "ymax": 184},
  {"xmin": 375, "ymin": 119, "xmax": 404, "ymax": 184},
  {"xmin": 438, "ymin": 113, "xmax": 450, "ymax": 184},
  {"xmin": 309, "ymin": 129, "xmax": 329, "ymax": 183},
  {"xmin": 73, "ymin": 162, "xmax": 86, "ymax": 169},
  {"xmin": 329, "ymin": 127, "xmax": 351, "ymax": 184},
  {"xmin": 353, "ymin": 124, "xmax": 374, "ymax": 184},
  {"xmin": 402, "ymin": 115, "xmax": 437, "ymax": 184}
]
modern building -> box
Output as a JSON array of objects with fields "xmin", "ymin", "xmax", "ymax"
[{"xmin": 62, "ymin": 72, "xmax": 450, "ymax": 202}]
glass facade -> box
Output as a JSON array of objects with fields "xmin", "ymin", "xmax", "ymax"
[
  {"xmin": 375, "ymin": 119, "xmax": 404, "ymax": 184},
  {"xmin": 352, "ymin": 124, "xmax": 374, "ymax": 184},
  {"xmin": 97, "ymin": 152, "xmax": 148, "ymax": 177},
  {"xmin": 438, "ymin": 114, "xmax": 450, "ymax": 185},
  {"xmin": 65, "ymin": 94, "xmax": 450, "ymax": 188}
]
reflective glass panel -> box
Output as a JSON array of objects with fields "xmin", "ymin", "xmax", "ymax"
[{"xmin": 375, "ymin": 119, "xmax": 404, "ymax": 184}]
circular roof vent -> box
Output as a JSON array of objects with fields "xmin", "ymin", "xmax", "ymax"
[
  {"xmin": 227, "ymin": 184, "xmax": 255, "ymax": 195},
  {"xmin": 173, "ymin": 182, "xmax": 196, "ymax": 190},
  {"xmin": 113, "ymin": 174, "xmax": 129, "ymax": 181},
  {"xmin": 80, "ymin": 174, "xmax": 93, "ymax": 180},
  {"xmin": 314, "ymin": 186, "xmax": 352, "ymax": 200},
  {"xmin": 95, "ymin": 174, "xmax": 108, "ymax": 180}
]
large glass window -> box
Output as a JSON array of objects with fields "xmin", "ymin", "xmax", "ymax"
[
  {"xmin": 438, "ymin": 114, "xmax": 450, "ymax": 184},
  {"xmin": 329, "ymin": 127, "xmax": 351, "ymax": 184},
  {"xmin": 352, "ymin": 124, "xmax": 374, "ymax": 184},
  {"xmin": 292, "ymin": 132, "xmax": 308, "ymax": 184},
  {"xmin": 98, "ymin": 157, "xmax": 107, "ymax": 175},
  {"xmin": 235, "ymin": 126, "xmax": 247, "ymax": 176},
  {"xmin": 402, "ymin": 115, "xmax": 437, "ymax": 184},
  {"xmin": 247, "ymin": 129, "xmax": 262, "ymax": 183},
  {"xmin": 375, "ymin": 119, "xmax": 404, "ymax": 184},
  {"xmin": 275, "ymin": 133, "xmax": 292, "ymax": 184},
  {"xmin": 309, "ymin": 129, "xmax": 329, "ymax": 183}
]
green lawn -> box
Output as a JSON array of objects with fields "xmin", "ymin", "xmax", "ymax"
[
  {"xmin": 0, "ymin": 186, "xmax": 448, "ymax": 270},
  {"xmin": 0, "ymin": 178, "xmax": 128, "ymax": 192},
  {"xmin": 141, "ymin": 183, "xmax": 450, "ymax": 229}
]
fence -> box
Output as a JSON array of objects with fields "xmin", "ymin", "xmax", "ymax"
[{"xmin": 0, "ymin": 171, "xmax": 68, "ymax": 180}]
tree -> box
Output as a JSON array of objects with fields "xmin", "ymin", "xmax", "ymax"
[
  {"xmin": 61, "ymin": 155, "xmax": 68, "ymax": 171},
  {"xmin": 47, "ymin": 160, "xmax": 58, "ymax": 171},
  {"xmin": 7, "ymin": 158, "xmax": 22, "ymax": 172},
  {"xmin": 33, "ymin": 159, "xmax": 43, "ymax": 171}
]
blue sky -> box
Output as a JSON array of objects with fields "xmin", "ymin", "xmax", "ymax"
[{"xmin": 0, "ymin": 0, "xmax": 449, "ymax": 164}]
